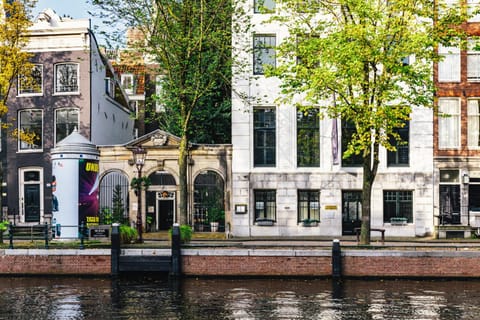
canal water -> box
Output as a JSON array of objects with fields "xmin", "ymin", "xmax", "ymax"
[{"xmin": 0, "ymin": 275, "xmax": 479, "ymax": 319}]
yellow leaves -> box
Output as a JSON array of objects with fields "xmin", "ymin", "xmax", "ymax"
[{"xmin": 11, "ymin": 128, "xmax": 37, "ymax": 146}]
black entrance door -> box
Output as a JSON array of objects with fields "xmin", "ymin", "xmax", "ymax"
[
  {"xmin": 342, "ymin": 191, "xmax": 362, "ymax": 235},
  {"xmin": 157, "ymin": 200, "xmax": 174, "ymax": 230},
  {"xmin": 24, "ymin": 184, "xmax": 40, "ymax": 222}
]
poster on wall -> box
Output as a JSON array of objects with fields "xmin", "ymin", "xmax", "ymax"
[{"xmin": 78, "ymin": 158, "xmax": 100, "ymax": 227}]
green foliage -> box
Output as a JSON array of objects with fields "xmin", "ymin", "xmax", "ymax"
[
  {"xmin": 119, "ymin": 224, "xmax": 138, "ymax": 244},
  {"xmin": 266, "ymin": 0, "xmax": 462, "ymax": 244},
  {"xmin": 130, "ymin": 176, "xmax": 151, "ymax": 191},
  {"xmin": 207, "ymin": 207, "xmax": 225, "ymax": 223},
  {"xmin": 169, "ymin": 224, "xmax": 193, "ymax": 243},
  {"xmin": 100, "ymin": 185, "xmax": 126, "ymax": 225},
  {"xmin": 0, "ymin": 220, "xmax": 9, "ymax": 232}
]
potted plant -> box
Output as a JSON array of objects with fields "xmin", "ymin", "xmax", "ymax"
[
  {"xmin": 208, "ymin": 207, "xmax": 224, "ymax": 232},
  {"xmin": 302, "ymin": 219, "xmax": 319, "ymax": 227}
]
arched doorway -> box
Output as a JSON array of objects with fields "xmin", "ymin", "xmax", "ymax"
[
  {"xmin": 146, "ymin": 171, "xmax": 176, "ymax": 231},
  {"xmin": 99, "ymin": 171, "xmax": 129, "ymax": 224},
  {"xmin": 193, "ymin": 170, "xmax": 225, "ymax": 232}
]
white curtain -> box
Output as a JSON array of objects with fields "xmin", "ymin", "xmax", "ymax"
[
  {"xmin": 438, "ymin": 99, "xmax": 460, "ymax": 148},
  {"xmin": 468, "ymin": 99, "xmax": 480, "ymax": 147},
  {"xmin": 438, "ymin": 45, "xmax": 461, "ymax": 82}
]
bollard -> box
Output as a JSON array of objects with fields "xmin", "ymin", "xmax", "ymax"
[
  {"xmin": 44, "ymin": 222, "xmax": 49, "ymax": 249},
  {"xmin": 111, "ymin": 223, "xmax": 120, "ymax": 277},
  {"xmin": 170, "ymin": 223, "xmax": 181, "ymax": 277},
  {"xmin": 8, "ymin": 222, "xmax": 13, "ymax": 249},
  {"xmin": 332, "ymin": 239, "xmax": 342, "ymax": 279},
  {"xmin": 79, "ymin": 221, "xmax": 86, "ymax": 250}
]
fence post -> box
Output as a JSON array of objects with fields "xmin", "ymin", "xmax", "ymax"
[
  {"xmin": 79, "ymin": 221, "xmax": 86, "ymax": 250},
  {"xmin": 44, "ymin": 222, "xmax": 49, "ymax": 249},
  {"xmin": 332, "ymin": 239, "xmax": 342, "ymax": 279},
  {"xmin": 170, "ymin": 223, "xmax": 181, "ymax": 277},
  {"xmin": 111, "ymin": 223, "xmax": 120, "ymax": 277},
  {"xmin": 8, "ymin": 222, "xmax": 13, "ymax": 249}
]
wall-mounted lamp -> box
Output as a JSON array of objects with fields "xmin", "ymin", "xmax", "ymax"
[{"xmin": 463, "ymin": 173, "xmax": 470, "ymax": 184}]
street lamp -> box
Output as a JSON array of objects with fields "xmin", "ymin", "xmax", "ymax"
[{"xmin": 132, "ymin": 146, "xmax": 147, "ymax": 242}]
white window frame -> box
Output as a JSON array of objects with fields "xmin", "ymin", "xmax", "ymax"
[
  {"xmin": 438, "ymin": 98, "xmax": 461, "ymax": 149},
  {"xmin": 121, "ymin": 73, "xmax": 134, "ymax": 95},
  {"xmin": 54, "ymin": 63, "xmax": 79, "ymax": 94},
  {"xmin": 468, "ymin": 40, "xmax": 480, "ymax": 82},
  {"xmin": 468, "ymin": 98, "xmax": 480, "ymax": 149},
  {"xmin": 18, "ymin": 64, "xmax": 43, "ymax": 96},
  {"xmin": 54, "ymin": 108, "xmax": 79, "ymax": 145},
  {"xmin": 18, "ymin": 109, "xmax": 43, "ymax": 152},
  {"xmin": 438, "ymin": 44, "xmax": 460, "ymax": 83}
]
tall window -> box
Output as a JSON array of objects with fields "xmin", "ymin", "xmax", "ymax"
[
  {"xmin": 387, "ymin": 121, "xmax": 409, "ymax": 166},
  {"xmin": 254, "ymin": 108, "xmax": 276, "ymax": 166},
  {"xmin": 254, "ymin": 0, "xmax": 275, "ymax": 13},
  {"xmin": 18, "ymin": 64, "xmax": 43, "ymax": 95},
  {"xmin": 438, "ymin": 45, "xmax": 460, "ymax": 82},
  {"xmin": 55, "ymin": 63, "xmax": 79, "ymax": 93},
  {"xmin": 341, "ymin": 120, "xmax": 362, "ymax": 167},
  {"xmin": 254, "ymin": 190, "xmax": 276, "ymax": 222},
  {"xmin": 383, "ymin": 190, "xmax": 413, "ymax": 223},
  {"xmin": 468, "ymin": 99, "xmax": 480, "ymax": 148},
  {"xmin": 468, "ymin": 0, "xmax": 480, "ymax": 22},
  {"xmin": 468, "ymin": 40, "xmax": 480, "ymax": 81},
  {"xmin": 298, "ymin": 190, "xmax": 320, "ymax": 222},
  {"xmin": 253, "ymin": 34, "xmax": 276, "ymax": 75},
  {"xmin": 297, "ymin": 108, "xmax": 320, "ymax": 167},
  {"xmin": 438, "ymin": 98, "xmax": 460, "ymax": 149},
  {"xmin": 121, "ymin": 73, "xmax": 134, "ymax": 94},
  {"xmin": 18, "ymin": 110, "xmax": 43, "ymax": 150},
  {"xmin": 55, "ymin": 108, "xmax": 79, "ymax": 144},
  {"xmin": 439, "ymin": 170, "xmax": 461, "ymax": 224}
]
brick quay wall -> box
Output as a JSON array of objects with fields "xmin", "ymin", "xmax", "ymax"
[{"xmin": 2, "ymin": 248, "xmax": 480, "ymax": 278}]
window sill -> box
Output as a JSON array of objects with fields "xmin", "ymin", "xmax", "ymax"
[
  {"xmin": 17, "ymin": 93, "xmax": 43, "ymax": 97},
  {"xmin": 52, "ymin": 92, "xmax": 80, "ymax": 96},
  {"xmin": 17, "ymin": 149, "xmax": 43, "ymax": 153}
]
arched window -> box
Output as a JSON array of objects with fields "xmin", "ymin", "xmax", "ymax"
[
  {"xmin": 193, "ymin": 171, "xmax": 224, "ymax": 231},
  {"xmin": 99, "ymin": 171, "xmax": 129, "ymax": 223}
]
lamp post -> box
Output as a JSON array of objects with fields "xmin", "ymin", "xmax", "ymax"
[{"xmin": 132, "ymin": 146, "xmax": 147, "ymax": 242}]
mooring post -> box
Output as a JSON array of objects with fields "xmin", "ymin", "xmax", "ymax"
[
  {"xmin": 111, "ymin": 223, "xmax": 120, "ymax": 277},
  {"xmin": 170, "ymin": 223, "xmax": 181, "ymax": 277},
  {"xmin": 332, "ymin": 239, "xmax": 342, "ymax": 279}
]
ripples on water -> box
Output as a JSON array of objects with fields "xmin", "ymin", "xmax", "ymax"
[{"xmin": 0, "ymin": 276, "xmax": 478, "ymax": 319}]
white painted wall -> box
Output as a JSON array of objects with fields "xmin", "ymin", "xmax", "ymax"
[{"xmin": 231, "ymin": 2, "xmax": 434, "ymax": 238}]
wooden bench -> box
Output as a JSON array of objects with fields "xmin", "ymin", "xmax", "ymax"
[
  {"xmin": 355, "ymin": 227, "xmax": 385, "ymax": 244},
  {"xmin": 8, "ymin": 223, "xmax": 52, "ymax": 249}
]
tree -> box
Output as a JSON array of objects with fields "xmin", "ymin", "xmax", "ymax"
[
  {"xmin": 91, "ymin": 0, "xmax": 237, "ymax": 225},
  {"xmin": 267, "ymin": 0, "xmax": 462, "ymax": 244}
]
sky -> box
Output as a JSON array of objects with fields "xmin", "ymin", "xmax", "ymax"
[{"xmin": 32, "ymin": 0, "xmax": 108, "ymax": 45}]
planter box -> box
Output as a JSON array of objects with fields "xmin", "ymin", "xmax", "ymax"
[
  {"xmin": 256, "ymin": 219, "xmax": 274, "ymax": 226},
  {"xmin": 302, "ymin": 221, "xmax": 319, "ymax": 227},
  {"xmin": 390, "ymin": 217, "xmax": 408, "ymax": 225}
]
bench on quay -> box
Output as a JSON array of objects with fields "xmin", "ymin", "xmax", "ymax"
[
  {"xmin": 8, "ymin": 223, "xmax": 52, "ymax": 249},
  {"xmin": 355, "ymin": 227, "xmax": 385, "ymax": 244}
]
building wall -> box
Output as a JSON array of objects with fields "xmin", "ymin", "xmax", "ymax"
[{"xmin": 231, "ymin": 2, "xmax": 434, "ymax": 238}]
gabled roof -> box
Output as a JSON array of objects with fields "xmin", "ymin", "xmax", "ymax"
[{"xmin": 124, "ymin": 129, "xmax": 184, "ymax": 149}]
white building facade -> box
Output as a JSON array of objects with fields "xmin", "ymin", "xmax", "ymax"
[{"xmin": 231, "ymin": 1, "xmax": 435, "ymax": 238}]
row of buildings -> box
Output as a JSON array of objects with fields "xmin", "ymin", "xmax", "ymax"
[{"xmin": 2, "ymin": 2, "xmax": 479, "ymax": 239}]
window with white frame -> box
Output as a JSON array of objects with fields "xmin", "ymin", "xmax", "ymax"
[
  {"xmin": 18, "ymin": 64, "xmax": 43, "ymax": 95},
  {"xmin": 54, "ymin": 63, "xmax": 79, "ymax": 93},
  {"xmin": 55, "ymin": 108, "xmax": 79, "ymax": 144},
  {"xmin": 468, "ymin": 99, "xmax": 480, "ymax": 148},
  {"xmin": 468, "ymin": 0, "xmax": 480, "ymax": 22},
  {"xmin": 438, "ymin": 44, "xmax": 460, "ymax": 82},
  {"xmin": 468, "ymin": 40, "xmax": 480, "ymax": 81},
  {"xmin": 438, "ymin": 98, "xmax": 460, "ymax": 149},
  {"xmin": 297, "ymin": 108, "xmax": 320, "ymax": 167},
  {"xmin": 121, "ymin": 73, "xmax": 134, "ymax": 94},
  {"xmin": 105, "ymin": 78, "xmax": 115, "ymax": 98},
  {"xmin": 253, "ymin": 34, "xmax": 276, "ymax": 75},
  {"xmin": 254, "ymin": 0, "xmax": 275, "ymax": 13},
  {"xmin": 18, "ymin": 109, "xmax": 43, "ymax": 150}
]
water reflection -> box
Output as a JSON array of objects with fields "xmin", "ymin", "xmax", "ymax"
[{"xmin": 0, "ymin": 276, "xmax": 478, "ymax": 319}]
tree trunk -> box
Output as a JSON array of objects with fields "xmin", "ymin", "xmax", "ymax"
[{"xmin": 178, "ymin": 134, "xmax": 189, "ymax": 225}]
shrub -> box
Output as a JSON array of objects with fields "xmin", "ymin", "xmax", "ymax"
[
  {"xmin": 169, "ymin": 224, "xmax": 193, "ymax": 243},
  {"xmin": 119, "ymin": 224, "xmax": 138, "ymax": 244}
]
